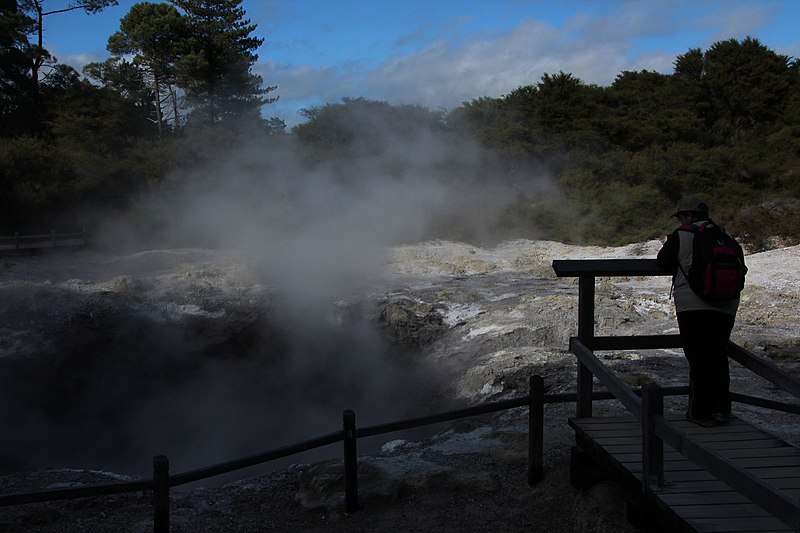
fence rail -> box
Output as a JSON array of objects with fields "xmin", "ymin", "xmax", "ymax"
[
  {"xmin": 1, "ymin": 376, "xmax": 796, "ymax": 531},
  {"xmin": 0, "ymin": 229, "xmax": 88, "ymax": 252}
]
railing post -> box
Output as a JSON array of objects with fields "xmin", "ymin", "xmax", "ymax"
[
  {"xmin": 527, "ymin": 375, "xmax": 544, "ymax": 485},
  {"xmin": 576, "ymin": 276, "xmax": 596, "ymax": 418},
  {"xmin": 577, "ymin": 276, "xmax": 595, "ymax": 345},
  {"xmin": 641, "ymin": 382, "xmax": 664, "ymax": 490},
  {"xmin": 153, "ymin": 455, "xmax": 170, "ymax": 533},
  {"xmin": 576, "ymin": 359, "xmax": 593, "ymax": 418},
  {"xmin": 343, "ymin": 409, "xmax": 358, "ymax": 513}
]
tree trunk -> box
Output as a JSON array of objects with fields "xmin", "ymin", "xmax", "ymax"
[
  {"xmin": 153, "ymin": 73, "xmax": 164, "ymax": 136},
  {"xmin": 171, "ymin": 87, "xmax": 181, "ymax": 131}
]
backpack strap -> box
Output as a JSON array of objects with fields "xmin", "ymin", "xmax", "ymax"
[
  {"xmin": 676, "ymin": 259, "xmax": 689, "ymax": 293},
  {"xmin": 674, "ymin": 224, "xmax": 696, "ymax": 291},
  {"xmin": 696, "ymin": 221, "xmax": 715, "ymax": 233}
]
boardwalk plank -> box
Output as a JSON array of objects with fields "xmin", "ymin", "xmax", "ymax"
[
  {"xmin": 611, "ymin": 449, "xmax": 800, "ymax": 463},
  {"xmin": 627, "ymin": 463, "xmax": 800, "ymax": 481},
  {"xmin": 661, "ymin": 487, "xmax": 800, "ymax": 503},
  {"xmin": 660, "ymin": 491, "xmax": 758, "ymax": 505},
  {"xmin": 622, "ymin": 456, "xmax": 800, "ymax": 472},
  {"xmin": 674, "ymin": 503, "xmax": 783, "ymax": 519},
  {"xmin": 655, "ymin": 476, "xmax": 800, "ymax": 493},
  {"xmin": 685, "ymin": 517, "xmax": 792, "ymax": 532},
  {"xmin": 570, "ymin": 415, "xmax": 799, "ymax": 532}
]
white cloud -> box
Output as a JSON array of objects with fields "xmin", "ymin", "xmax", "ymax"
[
  {"xmin": 262, "ymin": 4, "xmax": 703, "ymax": 120},
  {"xmin": 260, "ymin": 62, "xmax": 359, "ymax": 101},
  {"xmin": 257, "ymin": 1, "xmax": 800, "ymax": 125},
  {"xmin": 257, "ymin": 61, "xmax": 367, "ymax": 124},
  {"xmin": 363, "ymin": 14, "xmax": 658, "ymax": 110},
  {"xmin": 55, "ymin": 52, "xmax": 104, "ymax": 73}
]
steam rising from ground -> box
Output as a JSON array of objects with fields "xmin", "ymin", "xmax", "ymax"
[
  {"xmin": 132, "ymin": 126, "xmax": 544, "ymax": 467},
  {"xmin": 128, "ymin": 126, "xmax": 552, "ymax": 460},
  {"xmin": 134, "ymin": 126, "xmax": 552, "ymax": 302},
  {"xmin": 4, "ymin": 125, "xmax": 554, "ymax": 477}
]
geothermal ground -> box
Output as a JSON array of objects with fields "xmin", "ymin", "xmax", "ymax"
[{"xmin": 0, "ymin": 239, "xmax": 798, "ymax": 532}]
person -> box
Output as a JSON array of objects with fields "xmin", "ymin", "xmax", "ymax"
[{"xmin": 656, "ymin": 197, "xmax": 744, "ymax": 427}]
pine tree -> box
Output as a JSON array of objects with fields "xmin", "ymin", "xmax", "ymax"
[
  {"xmin": 168, "ymin": 0, "xmax": 276, "ymax": 129},
  {"xmin": 105, "ymin": 2, "xmax": 188, "ymax": 134}
]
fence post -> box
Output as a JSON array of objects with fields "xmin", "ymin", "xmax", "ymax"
[
  {"xmin": 343, "ymin": 409, "xmax": 359, "ymax": 513},
  {"xmin": 528, "ymin": 375, "xmax": 544, "ymax": 485},
  {"xmin": 641, "ymin": 382, "xmax": 664, "ymax": 490},
  {"xmin": 577, "ymin": 276, "xmax": 596, "ymax": 345},
  {"xmin": 576, "ymin": 275, "xmax": 595, "ymax": 418},
  {"xmin": 153, "ymin": 455, "xmax": 170, "ymax": 533}
]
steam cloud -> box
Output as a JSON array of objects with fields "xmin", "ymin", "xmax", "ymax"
[{"xmin": 3, "ymin": 120, "xmax": 554, "ymax": 479}]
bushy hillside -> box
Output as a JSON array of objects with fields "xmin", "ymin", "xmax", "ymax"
[{"xmin": 2, "ymin": 34, "xmax": 798, "ymax": 250}]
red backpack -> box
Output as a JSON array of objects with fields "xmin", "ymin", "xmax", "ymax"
[{"xmin": 680, "ymin": 222, "xmax": 747, "ymax": 300}]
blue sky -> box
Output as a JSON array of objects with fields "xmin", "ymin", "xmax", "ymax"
[{"xmin": 40, "ymin": 0, "xmax": 800, "ymax": 127}]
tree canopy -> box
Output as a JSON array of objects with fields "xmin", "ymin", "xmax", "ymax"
[
  {"xmin": 103, "ymin": 1, "xmax": 186, "ymax": 133},
  {"xmin": 168, "ymin": 0, "xmax": 276, "ymax": 129},
  {"xmin": 1, "ymin": 28, "xmax": 798, "ymax": 250}
]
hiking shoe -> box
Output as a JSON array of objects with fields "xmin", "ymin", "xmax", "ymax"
[{"xmin": 685, "ymin": 414, "xmax": 717, "ymax": 427}]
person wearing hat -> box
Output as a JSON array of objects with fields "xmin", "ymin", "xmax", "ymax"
[{"xmin": 656, "ymin": 196, "xmax": 744, "ymax": 427}]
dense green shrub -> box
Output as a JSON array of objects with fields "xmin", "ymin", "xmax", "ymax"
[{"xmin": 2, "ymin": 35, "xmax": 798, "ymax": 248}]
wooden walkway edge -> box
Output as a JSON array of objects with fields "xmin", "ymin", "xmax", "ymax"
[{"xmin": 570, "ymin": 414, "xmax": 800, "ymax": 532}]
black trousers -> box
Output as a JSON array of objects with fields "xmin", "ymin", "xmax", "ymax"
[{"xmin": 676, "ymin": 310, "xmax": 735, "ymax": 420}]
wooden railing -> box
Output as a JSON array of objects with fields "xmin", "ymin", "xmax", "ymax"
[
  {"xmin": 0, "ymin": 375, "xmax": 703, "ymax": 532},
  {"xmin": 3, "ymin": 258, "xmax": 798, "ymax": 531},
  {"xmin": 0, "ymin": 229, "xmax": 88, "ymax": 252},
  {"xmin": 0, "ymin": 375, "xmax": 562, "ymax": 532},
  {"xmin": 553, "ymin": 258, "xmax": 800, "ymax": 531}
]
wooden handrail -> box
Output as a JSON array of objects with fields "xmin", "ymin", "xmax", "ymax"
[
  {"xmin": 571, "ymin": 337, "xmax": 643, "ymax": 418},
  {"xmin": 728, "ymin": 342, "xmax": 800, "ymax": 399},
  {"xmin": 552, "ymin": 258, "xmax": 667, "ymax": 277},
  {"xmin": 0, "ymin": 479, "xmax": 152, "ymax": 506},
  {"xmin": 551, "ymin": 258, "xmax": 671, "ymax": 415},
  {"xmin": 170, "ymin": 430, "xmax": 344, "ymax": 486},
  {"xmin": 591, "ymin": 335, "xmax": 682, "ymax": 351},
  {"xmin": 557, "ymin": 257, "xmax": 800, "ymax": 531},
  {"xmin": 0, "ymin": 388, "xmax": 548, "ymax": 510}
]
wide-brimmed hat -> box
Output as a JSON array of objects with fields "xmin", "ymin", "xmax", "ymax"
[{"xmin": 672, "ymin": 196, "xmax": 709, "ymax": 218}]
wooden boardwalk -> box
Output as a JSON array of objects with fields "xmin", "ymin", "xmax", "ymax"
[
  {"xmin": 571, "ymin": 414, "xmax": 800, "ymax": 532},
  {"xmin": 552, "ymin": 258, "xmax": 800, "ymax": 531}
]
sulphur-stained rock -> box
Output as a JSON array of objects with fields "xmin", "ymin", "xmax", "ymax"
[{"xmin": 0, "ymin": 240, "xmax": 798, "ymax": 531}]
